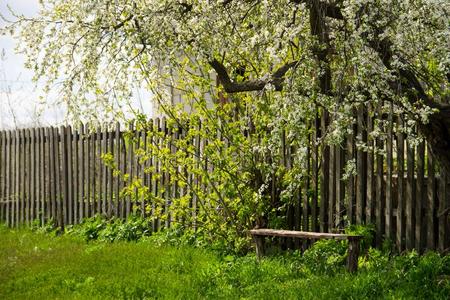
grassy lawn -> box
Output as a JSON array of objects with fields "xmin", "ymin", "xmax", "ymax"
[{"xmin": 0, "ymin": 226, "xmax": 449, "ymax": 299}]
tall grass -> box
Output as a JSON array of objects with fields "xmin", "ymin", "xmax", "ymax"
[{"xmin": 0, "ymin": 225, "xmax": 449, "ymax": 299}]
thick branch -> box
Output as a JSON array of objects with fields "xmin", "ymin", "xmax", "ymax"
[
  {"xmin": 209, "ymin": 59, "xmax": 298, "ymax": 93},
  {"xmin": 291, "ymin": 0, "xmax": 344, "ymax": 20}
]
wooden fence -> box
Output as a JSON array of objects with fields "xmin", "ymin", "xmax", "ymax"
[{"xmin": 0, "ymin": 113, "xmax": 449, "ymax": 253}]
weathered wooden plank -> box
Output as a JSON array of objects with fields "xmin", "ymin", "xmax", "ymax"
[
  {"xmin": 415, "ymin": 141, "xmax": 425, "ymax": 251},
  {"xmin": 426, "ymin": 145, "xmax": 436, "ymax": 249},
  {"xmin": 0, "ymin": 131, "xmax": 5, "ymax": 222},
  {"xmin": 153, "ymin": 118, "xmax": 161, "ymax": 230},
  {"xmin": 134, "ymin": 128, "xmax": 142, "ymax": 216},
  {"xmin": 406, "ymin": 139, "xmax": 415, "ymax": 250},
  {"xmin": 114, "ymin": 122, "xmax": 121, "ymax": 218},
  {"xmin": 141, "ymin": 128, "xmax": 148, "ymax": 217},
  {"xmin": 13, "ymin": 130, "xmax": 18, "ymax": 226},
  {"xmin": 25, "ymin": 129, "xmax": 31, "ymax": 225},
  {"xmin": 61, "ymin": 126, "xmax": 69, "ymax": 227},
  {"xmin": 60, "ymin": 126, "xmax": 72, "ymax": 225},
  {"xmin": 46, "ymin": 127, "xmax": 55, "ymax": 222},
  {"xmin": 164, "ymin": 118, "xmax": 171, "ymax": 228},
  {"xmin": 385, "ymin": 103, "xmax": 394, "ymax": 241},
  {"xmin": 97, "ymin": 126, "xmax": 103, "ymax": 215},
  {"xmin": 250, "ymin": 228, "xmax": 361, "ymax": 240},
  {"xmin": 39, "ymin": 128, "xmax": 46, "ymax": 225},
  {"xmin": 376, "ymin": 129, "xmax": 384, "ymax": 247},
  {"xmin": 356, "ymin": 105, "xmax": 366, "ymax": 225},
  {"xmin": 311, "ymin": 114, "xmax": 319, "ymax": 231},
  {"xmin": 366, "ymin": 106, "xmax": 375, "ymax": 226},
  {"xmin": 126, "ymin": 122, "xmax": 134, "ymax": 218},
  {"xmin": 87, "ymin": 125, "xmax": 94, "ymax": 217},
  {"xmin": 328, "ymin": 143, "xmax": 336, "ymax": 231},
  {"xmin": 108, "ymin": 126, "xmax": 115, "ymax": 217},
  {"xmin": 335, "ymin": 145, "xmax": 345, "ymax": 229},
  {"xmin": 9, "ymin": 130, "xmax": 15, "ymax": 226},
  {"xmin": 397, "ymin": 117, "xmax": 405, "ymax": 252},
  {"xmin": 30, "ymin": 128, "xmax": 36, "ymax": 223},
  {"xmin": 191, "ymin": 119, "xmax": 200, "ymax": 231},
  {"xmin": 5, "ymin": 131, "xmax": 11, "ymax": 225},
  {"xmin": 79, "ymin": 124, "xmax": 85, "ymax": 221},
  {"xmin": 101, "ymin": 126, "xmax": 108, "ymax": 216},
  {"xmin": 54, "ymin": 127, "xmax": 62, "ymax": 227},
  {"xmin": 438, "ymin": 165, "xmax": 448, "ymax": 252},
  {"xmin": 320, "ymin": 110, "xmax": 330, "ymax": 232},
  {"xmin": 346, "ymin": 125, "xmax": 355, "ymax": 225},
  {"xmin": 303, "ymin": 137, "xmax": 311, "ymax": 232},
  {"xmin": 20, "ymin": 129, "xmax": 26, "ymax": 225},
  {"xmin": 119, "ymin": 125, "xmax": 126, "ymax": 219},
  {"xmin": 67, "ymin": 126, "xmax": 73, "ymax": 225},
  {"xmin": 73, "ymin": 127, "xmax": 79, "ymax": 223}
]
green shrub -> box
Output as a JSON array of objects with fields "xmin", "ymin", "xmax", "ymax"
[
  {"xmin": 300, "ymin": 239, "xmax": 348, "ymax": 274},
  {"xmin": 65, "ymin": 215, "xmax": 152, "ymax": 242}
]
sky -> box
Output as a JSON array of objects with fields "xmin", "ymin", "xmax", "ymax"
[{"xmin": 0, "ymin": 0, "xmax": 153, "ymax": 130}]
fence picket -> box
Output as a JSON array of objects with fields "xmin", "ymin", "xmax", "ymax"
[
  {"xmin": 397, "ymin": 118, "xmax": 405, "ymax": 252},
  {"xmin": 406, "ymin": 139, "xmax": 415, "ymax": 250}
]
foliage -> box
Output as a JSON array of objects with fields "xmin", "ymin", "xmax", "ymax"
[
  {"xmin": 65, "ymin": 215, "xmax": 152, "ymax": 242},
  {"xmin": 1, "ymin": 227, "xmax": 449, "ymax": 299},
  {"xmin": 345, "ymin": 223, "xmax": 376, "ymax": 252},
  {"xmin": 2, "ymin": 0, "xmax": 448, "ymax": 149}
]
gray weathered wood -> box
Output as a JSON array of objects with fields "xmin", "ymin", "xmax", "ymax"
[
  {"xmin": 376, "ymin": 130, "xmax": 384, "ymax": 247},
  {"xmin": 54, "ymin": 127, "xmax": 62, "ymax": 227},
  {"xmin": 438, "ymin": 166, "xmax": 448, "ymax": 252},
  {"xmin": 0, "ymin": 132, "xmax": 5, "ymax": 222},
  {"xmin": 39, "ymin": 128, "xmax": 46, "ymax": 225},
  {"xmin": 61, "ymin": 126, "xmax": 69, "ymax": 227},
  {"xmin": 385, "ymin": 103, "xmax": 394, "ymax": 241},
  {"xmin": 426, "ymin": 145, "xmax": 436, "ymax": 249},
  {"xmin": 97, "ymin": 126, "xmax": 103, "ymax": 215},
  {"xmin": 416, "ymin": 141, "xmax": 425, "ymax": 251},
  {"xmin": 311, "ymin": 114, "xmax": 319, "ymax": 231},
  {"xmin": 329, "ymin": 143, "xmax": 336, "ymax": 230},
  {"xmin": 114, "ymin": 122, "xmax": 121, "ymax": 218},
  {"xmin": 73, "ymin": 127, "xmax": 79, "ymax": 223},
  {"xmin": 126, "ymin": 122, "xmax": 134, "ymax": 218},
  {"xmin": 346, "ymin": 125, "xmax": 355, "ymax": 225},
  {"xmin": 397, "ymin": 117, "xmax": 405, "ymax": 251},
  {"xmin": 25, "ymin": 129, "xmax": 31, "ymax": 225},
  {"xmin": 406, "ymin": 139, "xmax": 415, "ymax": 250},
  {"xmin": 347, "ymin": 236, "xmax": 360, "ymax": 273},
  {"xmin": 30, "ymin": 128, "xmax": 36, "ymax": 223},
  {"xmin": 106, "ymin": 127, "xmax": 114, "ymax": 217},
  {"xmin": 303, "ymin": 139, "xmax": 311, "ymax": 232},
  {"xmin": 20, "ymin": 129, "xmax": 26, "ymax": 224},
  {"xmin": 320, "ymin": 110, "xmax": 330, "ymax": 232},
  {"xmin": 250, "ymin": 228, "xmax": 361, "ymax": 239},
  {"xmin": 5, "ymin": 131, "xmax": 11, "ymax": 225},
  {"xmin": 79, "ymin": 125, "xmax": 85, "ymax": 221},
  {"xmin": 356, "ymin": 105, "xmax": 366, "ymax": 225},
  {"xmin": 366, "ymin": 107, "xmax": 374, "ymax": 225}
]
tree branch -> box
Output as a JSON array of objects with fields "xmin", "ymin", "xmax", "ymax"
[
  {"xmin": 290, "ymin": 0, "xmax": 344, "ymax": 20},
  {"xmin": 209, "ymin": 59, "xmax": 298, "ymax": 93}
]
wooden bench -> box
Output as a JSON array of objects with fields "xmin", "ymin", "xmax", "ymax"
[{"xmin": 249, "ymin": 229, "xmax": 363, "ymax": 272}]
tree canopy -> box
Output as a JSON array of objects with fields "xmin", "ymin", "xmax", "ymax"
[{"xmin": 2, "ymin": 0, "xmax": 450, "ymax": 168}]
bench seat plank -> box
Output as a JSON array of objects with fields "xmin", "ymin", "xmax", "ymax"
[{"xmin": 250, "ymin": 229, "xmax": 361, "ymax": 240}]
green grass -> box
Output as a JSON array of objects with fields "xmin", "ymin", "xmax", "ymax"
[{"xmin": 0, "ymin": 226, "xmax": 449, "ymax": 299}]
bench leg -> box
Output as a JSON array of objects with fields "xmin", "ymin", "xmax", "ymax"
[
  {"xmin": 346, "ymin": 237, "xmax": 360, "ymax": 273},
  {"xmin": 253, "ymin": 235, "xmax": 265, "ymax": 259}
]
